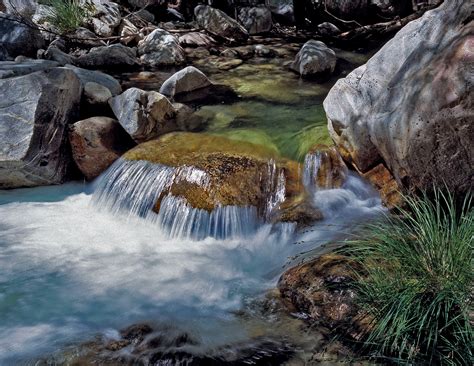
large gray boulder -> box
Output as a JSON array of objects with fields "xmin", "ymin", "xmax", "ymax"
[
  {"xmin": 323, "ymin": 0, "xmax": 473, "ymax": 198},
  {"xmin": 290, "ymin": 40, "xmax": 336, "ymax": 78},
  {"xmin": 237, "ymin": 6, "xmax": 272, "ymax": 35},
  {"xmin": 0, "ymin": 68, "xmax": 82, "ymax": 188},
  {"xmin": 75, "ymin": 44, "xmax": 139, "ymax": 69},
  {"xmin": 137, "ymin": 28, "xmax": 186, "ymax": 67},
  {"xmin": 69, "ymin": 117, "xmax": 136, "ymax": 180},
  {"xmin": 0, "ymin": 14, "xmax": 45, "ymax": 58},
  {"xmin": 194, "ymin": 5, "xmax": 249, "ymax": 43},
  {"xmin": 159, "ymin": 66, "xmax": 212, "ymax": 99},
  {"xmin": 109, "ymin": 88, "xmax": 178, "ymax": 143}
]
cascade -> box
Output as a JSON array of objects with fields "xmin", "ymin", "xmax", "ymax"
[{"xmin": 91, "ymin": 158, "xmax": 288, "ymax": 240}]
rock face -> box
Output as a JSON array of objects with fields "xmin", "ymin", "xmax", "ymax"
[
  {"xmin": 159, "ymin": 66, "xmax": 212, "ymax": 99},
  {"xmin": 237, "ymin": 7, "xmax": 273, "ymax": 35},
  {"xmin": 0, "ymin": 68, "xmax": 81, "ymax": 188},
  {"xmin": 76, "ymin": 44, "xmax": 139, "ymax": 69},
  {"xmin": 290, "ymin": 40, "xmax": 336, "ymax": 78},
  {"xmin": 109, "ymin": 88, "xmax": 177, "ymax": 143},
  {"xmin": 123, "ymin": 132, "xmax": 303, "ymax": 215},
  {"xmin": 194, "ymin": 5, "xmax": 249, "ymax": 43},
  {"xmin": 0, "ymin": 14, "xmax": 45, "ymax": 58},
  {"xmin": 69, "ymin": 117, "xmax": 136, "ymax": 180},
  {"xmin": 324, "ymin": 0, "xmax": 473, "ymax": 200},
  {"xmin": 138, "ymin": 28, "xmax": 186, "ymax": 67}
]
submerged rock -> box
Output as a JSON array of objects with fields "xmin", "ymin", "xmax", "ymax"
[
  {"xmin": 290, "ymin": 40, "xmax": 336, "ymax": 78},
  {"xmin": 65, "ymin": 322, "xmax": 294, "ymax": 365},
  {"xmin": 279, "ymin": 253, "xmax": 368, "ymax": 337},
  {"xmin": 0, "ymin": 68, "xmax": 81, "ymax": 188},
  {"xmin": 69, "ymin": 117, "xmax": 136, "ymax": 180},
  {"xmin": 178, "ymin": 32, "xmax": 215, "ymax": 48},
  {"xmin": 109, "ymin": 88, "xmax": 177, "ymax": 143},
  {"xmin": 138, "ymin": 28, "xmax": 186, "ymax": 67},
  {"xmin": 194, "ymin": 5, "xmax": 249, "ymax": 43},
  {"xmin": 324, "ymin": 0, "xmax": 473, "ymax": 202}
]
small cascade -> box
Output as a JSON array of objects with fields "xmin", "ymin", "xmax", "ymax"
[
  {"xmin": 303, "ymin": 151, "xmax": 325, "ymax": 190},
  {"xmin": 91, "ymin": 158, "xmax": 286, "ymax": 240},
  {"xmin": 263, "ymin": 159, "xmax": 286, "ymax": 219},
  {"xmin": 147, "ymin": 195, "xmax": 260, "ymax": 240}
]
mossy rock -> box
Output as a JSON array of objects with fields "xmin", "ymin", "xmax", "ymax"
[{"xmin": 123, "ymin": 132, "xmax": 306, "ymax": 215}]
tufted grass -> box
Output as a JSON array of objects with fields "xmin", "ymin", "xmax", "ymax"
[
  {"xmin": 41, "ymin": 0, "xmax": 93, "ymax": 33},
  {"xmin": 345, "ymin": 189, "xmax": 473, "ymax": 365}
]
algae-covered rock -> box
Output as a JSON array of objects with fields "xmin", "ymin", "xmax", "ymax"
[{"xmin": 122, "ymin": 132, "xmax": 318, "ymax": 224}]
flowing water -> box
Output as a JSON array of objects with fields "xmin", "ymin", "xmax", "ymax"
[
  {"xmin": 0, "ymin": 52, "xmax": 381, "ymax": 364},
  {"xmin": 0, "ymin": 159, "xmax": 382, "ymax": 364}
]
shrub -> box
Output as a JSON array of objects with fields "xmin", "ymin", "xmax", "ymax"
[
  {"xmin": 41, "ymin": 0, "xmax": 93, "ymax": 34},
  {"xmin": 346, "ymin": 189, "xmax": 473, "ymax": 365}
]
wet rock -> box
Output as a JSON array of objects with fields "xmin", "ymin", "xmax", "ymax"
[
  {"xmin": 0, "ymin": 14, "xmax": 45, "ymax": 58},
  {"xmin": 174, "ymin": 103, "xmax": 208, "ymax": 131},
  {"xmin": 185, "ymin": 46, "xmax": 210, "ymax": 59},
  {"xmin": 305, "ymin": 146, "xmax": 348, "ymax": 189},
  {"xmin": 65, "ymin": 65, "xmax": 122, "ymax": 96},
  {"xmin": 75, "ymin": 44, "xmax": 139, "ymax": 69},
  {"xmin": 324, "ymin": 0, "xmax": 473, "ymax": 198},
  {"xmin": 69, "ymin": 117, "xmax": 136, "ymax": 180},
  {"xmin": 361, "ymin": 163, "xmax": 402, "ymax": 208},
  {"xmin": 237, "ymin": 6, "xmax": 273, "ymax": 35},
  {"xmin": 68, "ymin": 323, "xmax": 294, "ymax": 366},
  {"xmin": 0, "ymin": 59, "xmax": 59, "ymax": 79},
  {"xmin": 2, "ymin": 0, "xmax": 37, "ymax": 17},
  {"xmin": 290, "ymin": 40, "xmax": 336, "ymax": 78},
  {"xmin": 220, "ymin": 48, "xmax": 240, "ymax": 58},
  {"xmin": 317, "ymin": 22, "xmax": 341, "ymax": 36},
  {"xmin": 123, "ymin": 132, "xmax": 302, "ymax": 214},
  {"xmin": 120, "ymin": 323, "xmax": 153, "ymax": 342},
  {"xmin": 194, "ymin": 5, "xmax": 249, "ymax": 43},
  {"xmin": 0, "ymin": 44, "xmax": 8, "ymax": 61},
  {"xmin": 138, "ymin": 28, "xmax": 186, "ymax": 67},
  {"xmin": 0, "ymin": 68, "xmax": 81, "ymax": 188},
  {"xmin": 371, "ymin": 0, "xmax": 413, "ymax": 17},
  {"xmin": 178, "ymin": 32, "xmax": 215, "ymax": 47},
  {"xmin": 254, "ymin": 44, "xmax": 276, "ymax": 58},
  {"xmin": 279, "ymin": 254, "xmax": 364, "ymax": 331},
  {"xmin": 159, "ymin": 66, "xmax": 212, "ymax": 99},
  {"xmin": 109, "ymin": 87, "xmax": 177, "ymax": 143}
]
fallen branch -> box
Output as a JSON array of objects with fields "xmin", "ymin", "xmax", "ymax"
[{"xmin": 335, "ymin": 4, "xmax": 439, "ymax": 42}]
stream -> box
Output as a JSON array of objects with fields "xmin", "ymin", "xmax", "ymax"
[{"xmin": 0, "ymin": 53, "xmax": 383, "ymax": 364}]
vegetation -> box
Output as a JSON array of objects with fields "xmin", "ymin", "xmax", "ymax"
[
  {"xmin": 346, "ymin": 189, "xmax": 473, "ymax": 365},
  {"xmin": 41, "ymin": 0, "xmax": 93, "ymax": 34}
]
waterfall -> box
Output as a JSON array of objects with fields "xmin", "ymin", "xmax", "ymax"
[{"xmin": 91, "ymin": 158, "xmax": 286, "ymax": 240}]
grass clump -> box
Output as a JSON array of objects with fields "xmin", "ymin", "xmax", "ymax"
[
  {"xmin": 41, "ymin": 0, "xmax": 93, "ymax": 34},
  {"xmin": 346, "ymin": 189, "xmax": 473, "ymax": 365}
]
